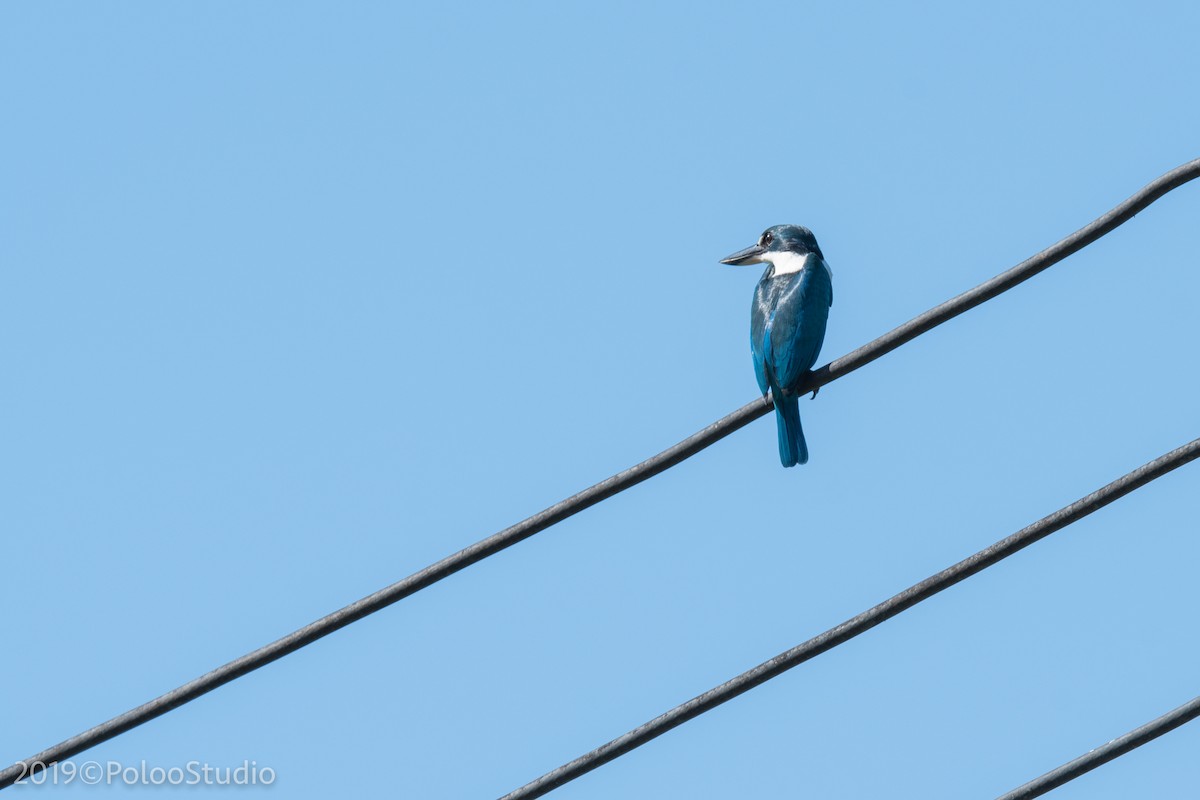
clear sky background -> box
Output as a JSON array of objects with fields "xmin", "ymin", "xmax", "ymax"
[{"xmin": 3, "ymin": 3, "xmax": 1198, "ymax": 798}]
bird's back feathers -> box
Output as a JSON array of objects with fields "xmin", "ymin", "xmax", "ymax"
[{"xmin": 750, "ymin": 255, "xmax": 833, "ymax": 467}]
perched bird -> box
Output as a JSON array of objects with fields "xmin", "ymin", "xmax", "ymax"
[{"xmin": 721, "ymin": 225, "xmax": 833, "ymax": 467}]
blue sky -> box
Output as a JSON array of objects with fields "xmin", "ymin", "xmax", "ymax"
[{"xmin": 3, "ymin": 2, "xmax": 1199, "ymax": 797}]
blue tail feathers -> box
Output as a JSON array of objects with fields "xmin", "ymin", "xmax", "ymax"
[{"xmin": 774, "ymin": 395, "xmax": 808, "ymax": 468}]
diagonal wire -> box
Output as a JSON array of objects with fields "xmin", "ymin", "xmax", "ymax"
[
  {"xmin": 2, "ymin": 159, "xmax": 1198, "ymax": 789},
  {"xmin": 499, "ymin": 438, "xmax": 1200, "ymax": 800},
  {"xmin": 994, "ymin": 694, "xmax": 1200, "ymax": 800}
]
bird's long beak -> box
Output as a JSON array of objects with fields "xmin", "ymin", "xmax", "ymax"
[{"xmin": 719, "ymin": 243, "xmax": 766, "ymax": 266}]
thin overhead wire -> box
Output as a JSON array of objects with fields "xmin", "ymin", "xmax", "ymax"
[
  {"xmin": 994, "ymin": 694, "xmax": 1200, "ymax": 800},
  {"xmin": 2, "ymin": 159, "xmax": 1198, "ymax": 790},
  {"xmin": 499, "ymin": 438, "xmax": 1200, "ymax": 800}
]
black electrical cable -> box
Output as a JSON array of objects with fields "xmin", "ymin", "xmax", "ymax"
[
  {"xmin": 2, "ymin": 159, "xmax": 1197, "ymax": 790},
  {"xmin": 498, "ymin": 439, "xmax": 1200, "ymax": 799},
  {"xmin": 994, "ymin": 694, "xmax": 1200, "ymax": 800}
]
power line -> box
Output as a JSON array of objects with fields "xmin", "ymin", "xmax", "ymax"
[
  {"xmin": 994, "ymin": 694, "xmax": 1200, "ymax": 800},
  {"xmin": 3, "ymin": 159, "xmax": 1198, "ymax": 790},
  {"xmin": 498, "ymin": 438, "xmax": 1200, "ymax": 800}
]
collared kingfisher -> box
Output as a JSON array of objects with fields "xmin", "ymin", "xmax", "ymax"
[{"xmin": 721, "ymin": 225, "xmax": 833, "ymax": 467}]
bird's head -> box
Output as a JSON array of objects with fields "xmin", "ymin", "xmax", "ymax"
[{"xmin": 720, "ymin": 224, "xmax": 823, "ymax": 268}]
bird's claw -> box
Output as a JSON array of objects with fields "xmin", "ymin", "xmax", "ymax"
[{"xmin": 810, "ymin": 386, "xmax": 820, "ymax": 400}]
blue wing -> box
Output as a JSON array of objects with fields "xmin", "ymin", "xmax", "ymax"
[
  {"xmin": 752, "ymin": 347, "xmax": 769, "ymax": 396},
  {"xmin": 750, "ymin": 280, "xmax": 772, "ymax": 396},
  {"xmin": 767, "ymin": 259, "xmax": 833, "ymax": 393}
]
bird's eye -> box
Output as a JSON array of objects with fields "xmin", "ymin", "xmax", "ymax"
[{"xmin": 761, "ymin": 232, "xmax": 774, "ymax": 246}]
